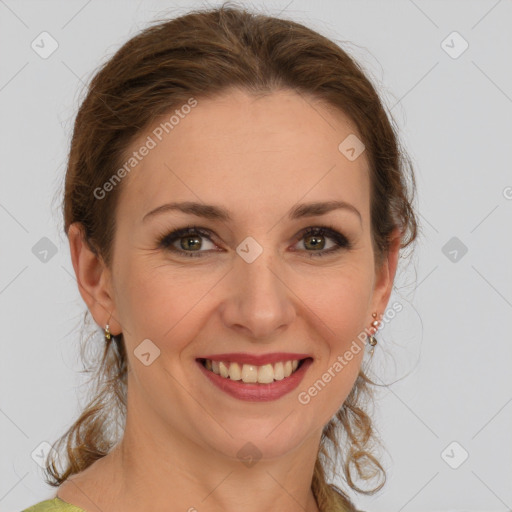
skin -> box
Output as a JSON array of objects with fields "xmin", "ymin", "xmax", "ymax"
[{"xmin": 59, "ymin": 88, "xmax": 401, "ymax": 512}]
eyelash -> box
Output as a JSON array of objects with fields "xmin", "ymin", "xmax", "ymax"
[{"xmin": 157, "ymin": 225, "xmax": 352, "ymax": 259}]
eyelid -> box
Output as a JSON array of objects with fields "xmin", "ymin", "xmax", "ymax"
[
  {"xmin": 292, "ymin": 225, "xmax": 352, "ymax": 255},
  {"xmin": 158, "ymin": 226, "xmax": 219, "ymax": 250},
  {"xmin": 157, "ymin": 224, "xmax": 352, "ymax": 258}
]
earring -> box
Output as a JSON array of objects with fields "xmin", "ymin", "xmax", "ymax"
[
  {"xmin": 367, "ymin": 312, "xmax": 380, "ymax": 356},
  {"xmin": 104, "ymin": 313, "xmax": 112, "ymax": 342}
]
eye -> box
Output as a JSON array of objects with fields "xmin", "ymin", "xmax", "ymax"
[
  {"xmin": 293, "ymin": 225, "xmax": 352, "ymax": 258},
  {"xmin": 157, "ymin": 225, "xmax": 352, "ymax": 259},
  {"xmin": 157, "ymin": 226, "xmax": 218, "ymax": 258}
]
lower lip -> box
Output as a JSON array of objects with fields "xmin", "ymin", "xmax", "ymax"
[{"xmin": 196, "ymin": 358, "xmax": 313, "ymax": 402}]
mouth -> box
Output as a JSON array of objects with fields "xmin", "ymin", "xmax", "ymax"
[
  {"xmin": 196, "ymin": 357, "xmax": 311, "ymax": 384},
  {"xmin": 196, "ymin": 356, "xmax": 314, "ymax": 402}
]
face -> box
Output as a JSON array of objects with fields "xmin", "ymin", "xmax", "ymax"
[{"xmin": 83, "ymin": 88, "xmax": 397, "ymax": 461}]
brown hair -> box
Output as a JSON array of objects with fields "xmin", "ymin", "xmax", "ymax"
[{"xmin": 48, "ymin": 3, "xmax": 418, "ymax": 511}]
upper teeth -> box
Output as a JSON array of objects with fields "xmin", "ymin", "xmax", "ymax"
[{"xmin": 204, "ymin": 359, "xmax": 300, "ymax": 384}]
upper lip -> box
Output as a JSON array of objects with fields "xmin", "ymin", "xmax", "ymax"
[{"xmin": 196, "ymin": 352, "xmax": 312, "ymax": 366}]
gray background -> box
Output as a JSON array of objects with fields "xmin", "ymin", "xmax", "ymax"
[{"xmin": 1, "ymin": 1, "xmax": 511, "ymax": 511}]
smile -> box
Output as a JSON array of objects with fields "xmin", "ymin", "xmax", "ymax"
[
  {"xmin": 196, "ymin": 356, "xmax": 313, "ymax": 402},
  {"xmin": 200, "ymin": 358, "xmax": 304, "ymax": 384}
]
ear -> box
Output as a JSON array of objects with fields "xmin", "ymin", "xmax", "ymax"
[
  {"xmin": 67, "ymin": 222, "xmax": 122, "ymax": 336},
  {"xmin": 370, "ymin": 227, "xmax": 402, "ymax": 319}
]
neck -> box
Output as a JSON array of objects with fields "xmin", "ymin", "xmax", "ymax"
[{"xmin": 104, "ymin": 400, "xmax": 322, "ymax": 512}]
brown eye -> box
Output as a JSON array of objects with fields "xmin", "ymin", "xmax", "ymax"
[
  {"xmin": 158, "ymin": 227, "xmax": 217, "ymax": 258},
  {"xmin": 295, "ymin": 226, "xmax": 351, "ymax": 257},
  {"xmin": 179, "ymin": 234, "xmax": 203, "ymax": 251},
  {"xmin": 303, "ymin": 233, "xmax": 327, "ymax": 251}
]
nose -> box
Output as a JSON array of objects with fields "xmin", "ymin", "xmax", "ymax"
[{"xmin": 219, "ymin": 247, "xmax": 296, "ymax": 341}]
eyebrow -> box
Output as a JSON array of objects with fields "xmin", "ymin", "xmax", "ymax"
[{"xmin": 142, "ymin": 200, "xmax": 362, "ymax": 225}]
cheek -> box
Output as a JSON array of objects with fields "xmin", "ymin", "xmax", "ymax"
[
  {"xmin": 296, "ymin": 261, "xmax": 374, "ymax": 334},
  {"xmin": 114, "ymin": 258, "xmax": 221, "ymax": 348},
  {"xmin": 114, "ymin": 247, "xmax": 374, "ymax": 358},
  {"xmin": 293, "ymin": 263, "xmax": 371, "ymax": 397}
]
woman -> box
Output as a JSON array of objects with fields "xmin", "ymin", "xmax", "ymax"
[{"xmin": 23, "ymin": 3, "xmax": 418, "ymax": 512}]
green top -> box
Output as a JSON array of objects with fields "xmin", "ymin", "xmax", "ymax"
[
  {"xmin": 22, "ymin": 498, "xmax": 85, "ymax": 512},
  {"xmin": 22, "ymin": 496, "xmax": 362, "ymax": 512},
  {"xmin": 23, "ymin": 494, "xmax": 365, "ymax": 512}
]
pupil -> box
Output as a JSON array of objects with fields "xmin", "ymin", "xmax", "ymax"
[
  {"xmin": 182, "ymin": 236, "xmax": 201, "ymax": 250},
  {"xmin": 306, "ymin": 235, "xmax": 324, "ymax": 250}
]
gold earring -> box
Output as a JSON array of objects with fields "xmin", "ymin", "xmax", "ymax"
[
  {"xmin": 367, "ymin": 312, "xmax": 379, "ymax": 355},
  {"xmin": 104, "ymin": 313, "xmax": 113, "ymax": 341},
  {"xmin": 104, "ymin": 323, "xmax": 111, "ymax": 341}
]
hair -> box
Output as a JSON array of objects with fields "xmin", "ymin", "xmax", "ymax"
[{"xmin": 47, "ymin": 3, "xmax": 419, "ymax": 511}]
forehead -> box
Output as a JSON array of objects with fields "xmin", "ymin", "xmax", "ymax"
[{"xmin": 116, "ymin": 88, "xmax": 370, "ymax": 227}]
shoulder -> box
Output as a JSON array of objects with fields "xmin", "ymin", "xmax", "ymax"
[{"xmin": 21, "ymin": 497, "xmax": 86, "ymax": 512}]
